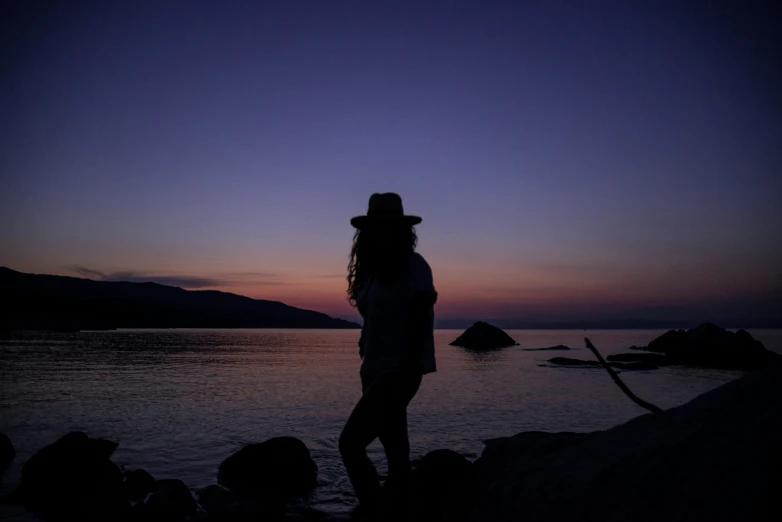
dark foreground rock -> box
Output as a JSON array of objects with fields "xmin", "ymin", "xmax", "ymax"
[
  {"xmin": 218, "ymin": 437, "xmax": 318, "ymax": 496},
  {"xmin": 125, "ymin": 468, "xmax": 156, "ymax": 502},
  {"xmin": 449, "ymin": 321, "xmax": 518, "ymax": 350},
  {"xmin": 414, "ymin": 449, "xmax": 473, "ymax": 493},
  {"xmin": 548, "ymin": 357, "xmax": 659, "ymax": 371},
  {"xmin": 197, "ymin": 485, "xmax": 239, "ymax": 520},
  {"xmin": 0, "ymin": 433, "xmax": 14, "ymax": 475},
  {"xmin": 143, "ymin": 479, "xmax": 196, "ymax": 520},
  {"xmin": 412, "ymin": 450, "xmax": 475, "ymax": 522},
  {"xmin": 197, "ymin": 484, "xmax": 287, "ymax": 521},
  {"xmin": 634, "ymin": 323, "xmax": 781, "ymax": 371},
  {"xmin": 2, "ymin": 431, "xmax": 127, "ymax": 521},
  {"xmin": 523, "ymin": 345, "xmax": 571, "ymax": 351},
  {"xmin": 471, "ymin": 368, "xmax": 782, "ymax": 522},
  {"xmin": 1, "ymin": 433, "xmax": 324, "ymax": 521}
]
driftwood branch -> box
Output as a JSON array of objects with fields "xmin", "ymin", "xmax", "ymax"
[{"xmin": 584, "ymin": 337, "xmax": 664, "ymax": 414}]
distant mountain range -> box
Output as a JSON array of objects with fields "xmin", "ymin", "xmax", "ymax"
[
  {"xmin": 4, "ymin": 266, "xmax": 779, "ymax": 332},
  {"xmin": 0, "ymin": 267, "xmax": 359, "ymax": 330}
]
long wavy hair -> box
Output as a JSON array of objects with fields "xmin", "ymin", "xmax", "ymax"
[{"xmin": 347, "ymin": 225, "xmax": 418, "ymax": 306}]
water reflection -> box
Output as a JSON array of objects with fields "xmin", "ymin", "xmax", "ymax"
[
  {"xmin": 1, "ymin": 328, "xmax": 779, "ymax": 521},
  {"xmin": 459, "ymin": 346, "xmax": 511, "ymax": 371}
]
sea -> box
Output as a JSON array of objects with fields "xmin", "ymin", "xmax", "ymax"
[{"xmin": 1, "ymin": 328, "xmax": 781, "ymax": 521}]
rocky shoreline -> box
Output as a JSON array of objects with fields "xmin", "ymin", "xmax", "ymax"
[
  {"xmin": 544, "ymin": 323, "xmax": 782, "ymax": 372},
  {"xmin": 1, "ymin": 431, "xmax": 329, "ymax": 522},
  {"xmin": 3, "ymin": 364, "xmax": 780, "ymax": 521},
  {"xmin": 2, "ymin": 323, "xmax": 779, "ymax": 521},
  {"xmin": 473, "ymin": 367, "xmax": 781, "ymax": 521}
]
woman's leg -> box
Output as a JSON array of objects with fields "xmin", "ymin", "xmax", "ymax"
[
  {"xmin": 378, "ymin": 371, "xmax": 422, "ymax": 498},
  {"xmin": 339, "ymin": 374, "xmax": 388, "ymax": 505},
  {"xmin": 340, "ymin": 371, "xmax": 422, "ymax": 507}
]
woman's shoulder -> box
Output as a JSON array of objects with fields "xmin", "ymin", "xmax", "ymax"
[
  {"xmin": 409, "ymin": 251, "xmax": 431, "ymax": 269},
  {"xmin": 407, "ymin": 252, "xmax": 436, "ymax": 295},
  {"xmin": 408, "ymin": 252, "xmax": 434, "ymax": 279}
]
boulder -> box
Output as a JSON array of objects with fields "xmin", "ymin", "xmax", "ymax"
[
  {"xmin": 646, "ymin": 328, "xmax": 688, "ymax": 352},
  {"xmin": 449, "ymin": 322, "xmax": 518, "ymax": 350},
  {"xmin": 523, "ymin": 345, "xmax": 571, "ymax": 351},
  {"xmin": 218, "ymin": 437, "xmax": 318, "ymax": 496},
  {"xmin": 414, "ymin": 449, "xmax": 473, "ymax": 492},
  {"xmin": 197, "ymin": 485, "xmax": 237, "ymax": 520},
  {"xmin": 145, "ymin": 479, "xmax": 196, "ymax": 519},
  {"xmin": 197, "ymin": 484, "xmax": 284, "ymax": 521},
  {"xmin": 472, "ymin": 369, "xmax": 782, "ymax": 522},
  {"xmin": 4, "ymin": 431, "xmax": 127, "ymax": 521},
  {"xmin": 125, "ymin": 468, "xmax": 156, "ymax": 502},
  {"xmin": 639, "ymin": 323, "xmax": 781, "ymax": 371},
  {"xmin": 0, "ymin": 432, "xmax": 14, "ymax": 474},
  {"xmin": 412, "ymin": 450, "xmax": 475, "ymax": 522}
]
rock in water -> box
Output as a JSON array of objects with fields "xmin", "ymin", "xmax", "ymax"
[
  {"xmin": 547, "ymin": 357, "xmax": 658, "ymax": 371},
  {"xmin": 6, "ymin": 431, "xmax": 127, "ymax": 521},
  {"xmin": 641, "ymin": 323, "xmax": 781, "ymax": 371},
  {"xmin": 218, "ymin": 437, "xmax": 318, "ymax": 495},
  {"xmin": 144, "ymin": 479, "xmax": 196, "ymax": 519},
  {"xmin": 606, "ymin": 353, "xmax": 669, "ymax": 364},
  {"xmin": 548, "ymin": 357, "xmax": 601, "ymax": 367},
  {"xmin": 523, "ymin": 345, "xmax": 571, "ymax": 351},
  {"xmin": 449, "ymin": 321, "xmax": 518, "ymax": 350},
  {"xmin": 473, "ymin": 369, "xmax": 782, "ymax": 522},
  {"xmin": 0, "ymin": 432, "xmax": 14, "ymax": 475}
]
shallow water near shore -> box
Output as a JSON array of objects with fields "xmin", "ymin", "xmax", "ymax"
[{"xmin": 2, "ymin": 328, "xmax": 781, "ymax": 520}]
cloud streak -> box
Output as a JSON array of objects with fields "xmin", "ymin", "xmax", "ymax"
[
  {"xmin": 67, "ymin": 265, "xmax": 283, "ymax": 288},
  {"xmin": 69, "ymin": 265, "xmax": 107, "ymax": 279}
]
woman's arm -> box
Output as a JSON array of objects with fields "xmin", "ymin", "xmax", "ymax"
[
  {"xmin": 405, "ymin": 253, "xmax": 437, "ymax": 370},
  {"xmin": 407, "ymin": 292, "xmax": 435, "ymax": 369}
]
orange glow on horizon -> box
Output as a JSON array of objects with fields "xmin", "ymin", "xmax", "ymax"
[{"xmin": 11, "ymin": 258, "xmax": 779, "ymax": 322}]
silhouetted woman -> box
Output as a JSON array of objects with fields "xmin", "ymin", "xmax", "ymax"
[{"xmin": 340, "ymin": 193, "xmax": 437, "ymax": 519}]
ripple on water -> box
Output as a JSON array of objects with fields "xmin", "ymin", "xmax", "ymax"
[{"xmin": 1, "ymin": 328, "xmax": 779, "ymax": 519}]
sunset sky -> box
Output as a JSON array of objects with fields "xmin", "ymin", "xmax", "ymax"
[{"xmin": 1, "ymin": 1, "xmax": 780, "ymax": 324}]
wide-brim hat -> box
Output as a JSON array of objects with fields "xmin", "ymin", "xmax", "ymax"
[{"xmin": 350, "ymin": 193, "xmax": 422, "ymax": 229}]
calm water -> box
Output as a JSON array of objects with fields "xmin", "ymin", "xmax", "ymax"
[{"xmin": 2, "ymin": 328, "xmax": 781, "ymax": 520}]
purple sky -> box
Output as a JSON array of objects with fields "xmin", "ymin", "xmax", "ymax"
[{"xmin": 1, "ymin": 1, "xmax": 780, "ymax": 323}]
